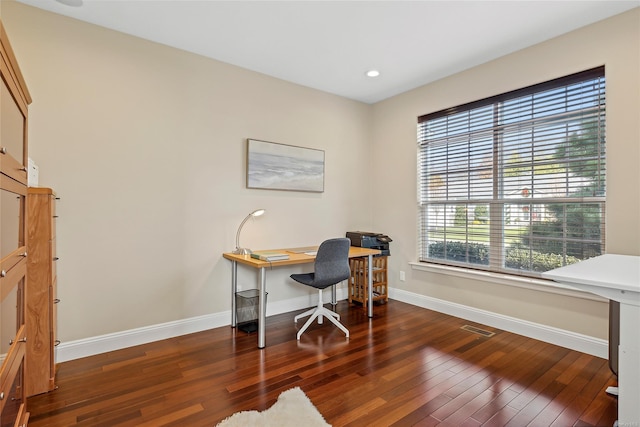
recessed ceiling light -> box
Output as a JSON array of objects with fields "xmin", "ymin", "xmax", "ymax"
[
  {"xmin": 55, "ymin": 0, "xmax": 83, "ymax": 6},
  {"xmin": 365, "ymin": 70, "xmax": 380, "ymax": 78}
]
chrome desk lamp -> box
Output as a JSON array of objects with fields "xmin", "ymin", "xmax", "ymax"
[{"xmin": 233, "ymin": 209, "xmax": 265, "ymax": 255}]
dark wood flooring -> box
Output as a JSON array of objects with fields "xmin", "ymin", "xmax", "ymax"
[{"xmin": 27, "ymin": 300, "xmax": 617, "ymax": 426}]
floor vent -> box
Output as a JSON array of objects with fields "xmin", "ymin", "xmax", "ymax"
[{"xmin": 460, "ymin": 325, "xmax": 495, "ymax": 337}]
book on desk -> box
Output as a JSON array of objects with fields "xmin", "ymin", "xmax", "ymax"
[{"xmin": 250, "ymin": 251, "xmax": 290, "ymax": 261}]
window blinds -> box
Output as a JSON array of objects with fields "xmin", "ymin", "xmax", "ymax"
[{"xmin": 417, "ymin": 67, "xmax": 605, "ymax": 277}]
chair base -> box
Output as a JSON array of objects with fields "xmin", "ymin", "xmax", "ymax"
[{"xmin": 294, "ymin": 289, "xmax": 349, "ymax": 340}]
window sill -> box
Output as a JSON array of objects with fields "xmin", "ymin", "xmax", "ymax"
[{"xmin": 409, "ymin": 261, "xmax": 607, "ymax": 302}]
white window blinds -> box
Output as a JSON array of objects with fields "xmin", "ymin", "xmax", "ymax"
[{"xmin": 417, "ymin": 67, "xmax": 606, "ymax": 277}]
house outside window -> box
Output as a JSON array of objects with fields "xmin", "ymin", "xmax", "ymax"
[{"xmin": 417, "ymin": 67, "xmax": 606, "ymax": 278}]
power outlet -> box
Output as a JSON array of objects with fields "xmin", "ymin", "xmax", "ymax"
[{"xmin": 400, "ymin": 271, "xmax": 406, "ymax": 281}]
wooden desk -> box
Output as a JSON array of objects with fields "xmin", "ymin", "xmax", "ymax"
[
  {"xmin": 543, "ymin": 254, "xmax": 640, "ymax": 426},
  {"xmin": 223, "ymin": 246, "xmax": 381, "ymax": 348}
]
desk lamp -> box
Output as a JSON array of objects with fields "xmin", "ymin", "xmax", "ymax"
[{"xmin": 233, "ymin": 209, "xmax": 265, "ymax": 255}]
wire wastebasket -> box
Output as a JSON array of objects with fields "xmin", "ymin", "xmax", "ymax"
[{"xmin": 236, "ymin": 289, "xmax": 266, "ymax": 333}]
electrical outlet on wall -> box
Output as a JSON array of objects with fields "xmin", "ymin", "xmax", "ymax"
[{"xmin": 400, "ymin": 271, "xmax": 406, "ymax": 281}]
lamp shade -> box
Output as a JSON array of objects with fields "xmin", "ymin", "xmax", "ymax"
[{"xmin": 233, "ymin": 209, "xmax": 266, "ymax": 254}]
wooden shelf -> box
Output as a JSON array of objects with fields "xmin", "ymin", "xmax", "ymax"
[{"xmin": 348, "ymin": 255, "xmax": 388, "ymax": 307}]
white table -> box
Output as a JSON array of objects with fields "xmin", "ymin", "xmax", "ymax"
[{"xmin": 543, "ymin": 254, "xmax": 640, "ymax": 426}]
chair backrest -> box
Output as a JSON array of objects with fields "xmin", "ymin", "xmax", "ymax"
[{"xmin": 312, "ymin": 238, "xmax": 351, "ymax": 288}]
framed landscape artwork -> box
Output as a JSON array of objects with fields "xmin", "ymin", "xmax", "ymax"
[{"xmin": 246, "ymin": 139, "xmax": 325, "ymax": 192}]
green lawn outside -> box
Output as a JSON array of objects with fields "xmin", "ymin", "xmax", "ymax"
[{"xmin": 429, "ymin": 223, "xmax": 527, "ymax": 245}]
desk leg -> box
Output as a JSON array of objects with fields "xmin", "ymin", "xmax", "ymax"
[
  {"xmin": 231, "ymin": 261, "xmax": 237, "ymax": 327},
  {"xmin": 367, "ymin": 254, "xmax": 374, "ymax": 318},
  {"xmin": 258, "ymin": 267, "xmax": 267, "ymax": 349},
  {"xmin": 617, "ymin": 302, "xmax": 640, "ymax": 425}
]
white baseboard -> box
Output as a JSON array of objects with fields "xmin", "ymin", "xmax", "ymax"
[
  {"xmin": 57, "ymin": 288, "xmax": 344, "ymax": 363},
  {"xmin": 57, "ymin": 311, "xmax": 229, "ymax": 363},
  {"xmin": 389, "ymin": 288, "xmax": 608, "ymax": 359},
  {"xmin": 57, "ymin": 287, "xmax": 607, "ymax": 362}
]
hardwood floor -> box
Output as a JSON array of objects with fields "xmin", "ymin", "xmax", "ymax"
[{"xmin": 27, "ymin": 300, "xmax": 617, "ymax": 426}]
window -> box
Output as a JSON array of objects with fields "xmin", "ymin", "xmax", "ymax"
[{"xmin": 417, "ymin": 67, "xmax": 605, "ymax": 278}]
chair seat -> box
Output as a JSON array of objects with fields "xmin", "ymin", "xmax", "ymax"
[
  {"xmin": 290, "ymin": 272, "xmax": 337, "ymax": 289},
  {"xmin": 290, "ymin": 272, "xmax": 314, "ymax": 286}
]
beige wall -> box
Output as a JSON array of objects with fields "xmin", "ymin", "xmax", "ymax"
[
  {"xmin": 2, "ymin": 2, "xmax": 374, "ymax": 342},
  {"xmin": 2, "ymin": 2, "xmax": 638, "ymax": 346},
  {"xmin": 372, "ymin": 8, "xmax": 640, "ymax": 340}
]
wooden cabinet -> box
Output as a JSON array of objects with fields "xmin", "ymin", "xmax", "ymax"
[
  {"xmin": 0, "ymin": 19, "xmax": 31, "ymax": 427},
  {"xmin": 348, "ymin": 256, "xmax": 389, "ymax": 307},
  {"xmin": 26, "ymin": 188, "xmax": 58, "ymax": 397}
]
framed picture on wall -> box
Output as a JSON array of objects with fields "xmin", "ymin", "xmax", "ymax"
[{"xmin": 246, "ymin": 139, "xmax": 325, "ymax": 192}]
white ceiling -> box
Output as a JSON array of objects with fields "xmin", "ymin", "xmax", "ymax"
[{"xmin": 14, "ymin": 0, "xmax": 640, "ymax": 104}]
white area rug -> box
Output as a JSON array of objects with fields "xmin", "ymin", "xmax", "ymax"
[{"xmin": 216, "ymin": 387, "xmax": 330, "ymax": 427}]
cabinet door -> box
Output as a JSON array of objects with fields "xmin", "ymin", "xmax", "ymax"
[
  {"xmin": 0, "ymin": 353, "xmax": 28, "ymax": 427},
  {"xmin": 0, "ymin": 185, "xmax": 25, "ymax": 260},
  {"xmin": 0, "ymin": 262, "xmax": 25, "ymax": 353},
  {"xmin": 0, "ymin": 21, "xmax": 31, "ymax": 186},
  {"xmin": 0, "ymin": 76, "xmax": 28, "ymax": 185},
  {"xmin": 0, "ymin": 266, "xmax": 27, "ymax": 427}
]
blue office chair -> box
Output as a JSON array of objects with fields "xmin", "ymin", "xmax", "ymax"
[{"xmin": 290, "ymin": 238, "xmax": 351, "ymax": 340}]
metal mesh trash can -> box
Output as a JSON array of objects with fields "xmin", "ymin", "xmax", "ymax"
[{"xmin": 236, "ymin": 289, "xmax": 266, "ymax": 333}]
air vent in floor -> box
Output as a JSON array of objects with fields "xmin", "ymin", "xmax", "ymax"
[{"xmin": 460, "ymin": 324, "xmax": 495, "ymax": 337}]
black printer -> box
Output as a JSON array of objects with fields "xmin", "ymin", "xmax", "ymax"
[{"xmin": 346, "ymin": 231, "xmax": 392, "ymax": 256}]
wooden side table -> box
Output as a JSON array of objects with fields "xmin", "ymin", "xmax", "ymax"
[{"xmin": 349, "ymin": 256, "xmax": 388, "ymax": 307}]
